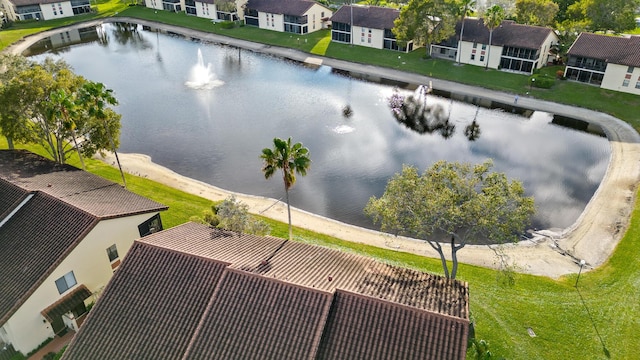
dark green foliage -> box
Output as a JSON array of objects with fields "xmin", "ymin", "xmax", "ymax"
[{"xmin": 530, "ymin": 75, "xmax": 554, "ymax": 89}]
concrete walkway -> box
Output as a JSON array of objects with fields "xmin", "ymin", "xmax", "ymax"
[{"xmin": 6, "ymin": 18, "xmax": 640, "ymax": 278}]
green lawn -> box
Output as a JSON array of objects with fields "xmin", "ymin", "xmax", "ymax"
[
  {"xmin": 2, "ymin": 4, "xmax": 640, "ymax": 358},
  {"xmin": 2, "ymin": 139, "xmax": 639, "ymax": 360}
]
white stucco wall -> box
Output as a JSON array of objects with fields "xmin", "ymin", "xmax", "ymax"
[
  {"xmin": 353, "ymin": 26, "xmax": 384, "ymax": 49},
  {"xmin": 459, "ymin": 41, "xmax": 495, "ymax": 68},
  {"xmin": 48, "ymin": 28, "xmax": 82, "ymax": 47},
  {"xmin": 194, "ymin": 1, "xmax": 216, "ymax": 20},
  {"xmin": 3, "ymin": 212, "xmax": 161, "ymax": 354},
  {"xmin": 304, "ymin": 3, "xmax": 331, "ymax": 33},
  {"xmin": 601, "ymin": 63, "xmax": 640, "ymax": 95},
  {"xmin": 40, "ymin": 1, "xmax": 73, "ymax": 21},
  {"xmin": 0, "ymin": 0, "xmax": 17, "ymax": 22},
  {"xmin": 258, "ymin": 12, "xmax": 283, "ymax": 32},
  {"xmin": 536, "ymin": 31, "xmax": 559, "ymax": 69},
  {"xmin": 144, "ymin": 0, "xmax": 163, "ymax": 11}
]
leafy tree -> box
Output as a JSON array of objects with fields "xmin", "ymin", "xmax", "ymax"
[
  {"xmin": 1, "ymin": 58, "xmax": 121, "ymax": 165},
  {"xmin": 515, "ymin": 0, "xmax": 558, "ymax": 26},
  {"xmin": 483, "ymin": 5, "xmax": 505, "ymax": 70},
  {"xmin": 393, "ymin": 0, "xmax": 459, "ymax": 56},
  {"xmin": 261, "ymin": 137, "xmax": 311, "ymax": 241},
  {"xmin": 564, "ymin": 0, "xmax": 639, "ymax": 33},
  {"xmin": 364, "ymin": 160, "xmax": 535, "ymax": 279},
  {"xmin": 47, "ymin": 88, "xmax": 86, "ymax": 169},
  {"xmin": 554, "ymin": 0, "xmax": 580, "ymax": 23},
  {"xmin": 216, "ymin": 195, "xmax": 271, "ymax": 235},
  {"xmin": 79, "ymin": 81, "xmax": 126, "ymax": 187},
  {"xmin": 0, "ymin": 54, "xmax": 34, "ymax": 149},
  {"xmin": 191, "ymin": 196, "xmax": 271, "ymax": 235},
  {"xmin": 584, "ymin": 0, "xmax": 638, "ymax": 33},
  {"xmin": 455, "ymin": 0, "xmax": 476, "ymax": 65}
]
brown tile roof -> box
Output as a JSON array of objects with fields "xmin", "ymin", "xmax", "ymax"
[
  {"xmin": 330, "ymin": 5, "xmax": 399, "ymax": 30},
  {"xmin": 0, "ymin": 180, "xmax": 27, "ymax": 217},
  {"xmin": 317, "ymin": 290, "xmax": 469, "ymax": 359},
  {"xmin": 63, "ymin": 242, "xmax": 228, "ymax": 360},
  {"xmin": 0, "ymin": 150, "xmax": 167, "ymax": 218},
  {"xmin": 246, "ymin": 0, "xmax": 318, "ymax": 16},
  {"xmin": 63, "ymin": 223, "xmax": 470, "ymax": 360},
  {"xmin": 41, "ymin": 285, "xmax": 92, "ymax": 323},
  {"xmin": 0, "ymin": 192, "xmax": 97, "ymax": 324},
  {"xmin": 567, "ymin": 32, "xmax": 640, "ymax": 67},
  {"xmin": 184, "ymin": 269, "xmax": 333, "ymax": 359},
  {"xmin": 0, "ymin": 150, "xmax": 166, "ymax": 326},
  {"xmin": 460, "ymin": 19, "xmax": 555, "ymax": 49}
]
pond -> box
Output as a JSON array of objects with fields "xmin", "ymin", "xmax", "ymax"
[{"xmin": 25, "ymin": 22, "xmax": 611, "ymax": 233}]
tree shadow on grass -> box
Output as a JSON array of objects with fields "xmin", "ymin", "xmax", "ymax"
[{"xmin": 576, "ymin": 288, "xmax": 611, "ymax": 358}]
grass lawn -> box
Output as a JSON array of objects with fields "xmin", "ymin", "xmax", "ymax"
[
  {"xmin": 2, "ymin": 4, "xmax": 640, "ymax": 358},
  {"xmin": 2, "ymin": 139, "xmax": 639, "ymax": 360}
]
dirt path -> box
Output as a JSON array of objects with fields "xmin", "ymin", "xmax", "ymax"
[{"xmin": 7, "ymin": 18, "xmax": 640, "ymax": 278}]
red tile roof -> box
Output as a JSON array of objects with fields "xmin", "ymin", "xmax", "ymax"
[
  {"xmin": 63, "ymin": 223, "xmax": 470, "ymax": 360},
  {"xmin": 567, "ymin": 32, "xmax": 640, "ymax": 67},
  {"xmin": 330, "ymin": 5, "xmax": 399, "ymax": 30}
]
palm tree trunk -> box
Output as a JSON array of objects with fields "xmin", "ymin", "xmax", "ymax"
[
  {"xmin": 104, "ymin": 120, "xmax": 127, "ymax": 188},
  {"xmin": 485, "ymin": 30, "xmax": 493, "ymax": 70},
  {"xmin": 71, "ymin": 130, "xmax": 86, "ymax": 170},
  {"xmin": 285, "ymin": 187, "xmax": 292, "ymax": 241},
  {"xmin": 457, "ymin": 20, "xmax": 465, "ymax": 65}
]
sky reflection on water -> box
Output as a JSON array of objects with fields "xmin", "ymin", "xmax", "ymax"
[{"xmin": 26, "ymin": 23, "xmax": 610, "ymax": 232}]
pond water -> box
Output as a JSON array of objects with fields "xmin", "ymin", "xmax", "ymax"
[{"xmin": 25, "ymin": 22, "xmax": 611, "ymax": 232}]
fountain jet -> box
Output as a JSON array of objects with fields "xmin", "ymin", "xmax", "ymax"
[{"xmin": 185, "ymin": 49, "xmax": 224, "ymax": 89}]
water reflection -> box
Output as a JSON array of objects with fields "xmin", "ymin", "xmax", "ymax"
[{"xmin": 24, "ymin": 22, "xmax": 611, "ymax": 232}]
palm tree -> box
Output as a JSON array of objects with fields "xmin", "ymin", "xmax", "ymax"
[
  {"xmin": 261, "ymin": 137, "xmax": 311, "ymax": 241},
  {"xmin": 483, "ymin": 5, "xmax": 505, "ymax": 70},
  {"xmin": 456, "ymin": 0, "xmax": 476, "ymax": 65},
  {"xmin": 79, "ymin": 81, "xmax": 127, "ymax": 188}
]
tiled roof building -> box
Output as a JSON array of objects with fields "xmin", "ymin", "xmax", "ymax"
[
  {"xmin": 431, "ymin": 19, "xmax": 558, "ymax": 74},
  {"xmin": 0, "ymin": 150, "xmax": 167, "ymax": 355},
  {"xmin": 64, "ymin": 222, "xmax": 470, "ymax": 360},
  {"xmin": 329, "ymin": 5, "xmax": 413, "ymax": 52},
  {"xmin": 564, "ymin": 32, "xmax": 640, "ymax": 95}
]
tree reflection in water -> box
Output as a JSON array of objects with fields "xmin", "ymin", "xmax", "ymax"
[{"xmin": 388, "ymin": 85, "xmax": 481, "ymax": 141}]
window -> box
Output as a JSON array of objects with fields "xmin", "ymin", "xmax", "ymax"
[
  {"xmin": 55, "ymin": 271, "xmax": 77, "ymax": 294},
  {"xmin": 480, "ymin": 55, "xmax": 485, "ymax": 62},
  {"xmin": 623, "ymin": 79, "xmax": 630, "ymax": 87},
  {"xmin": 482, "ymin": 44, "xmax": 487, "ymax": 50},
  {"xmin": 138, "ymin": 213, "xmax": 163, "ymax": 237},
  {"xmin": 473, "ymin": 42, "xmax": 477, "ymax": 48},
  {"xmin": 627, "ymin": 66, "xmax": 634, "ymax": 73},
  {"xmin": 107, "ymin": 244, "xmax": 119, "ymax": 262},
  {"xmin": 471, "ymin": 54, "xmax": 475, "ymax": 60},
  {"xmin": 636, "ymin": 81, "xmax": 640, "ymax": 89}
]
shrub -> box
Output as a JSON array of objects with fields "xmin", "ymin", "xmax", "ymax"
[
  {"xmin": 530, "ymin": 75, "xmax": 554, "ymax": 89},
  {"xmin": 219, "ymin": 21, "xmax": 235, "ymax": 29}
]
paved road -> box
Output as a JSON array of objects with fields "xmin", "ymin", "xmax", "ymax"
[{"xmin": 7, "ymin": 18, "xmax": 640, "ymax": 278}]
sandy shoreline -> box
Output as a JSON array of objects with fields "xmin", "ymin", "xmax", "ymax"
[{"xmin": 8, "ymin": 18, "xmax": 640, "ymax": 279}]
